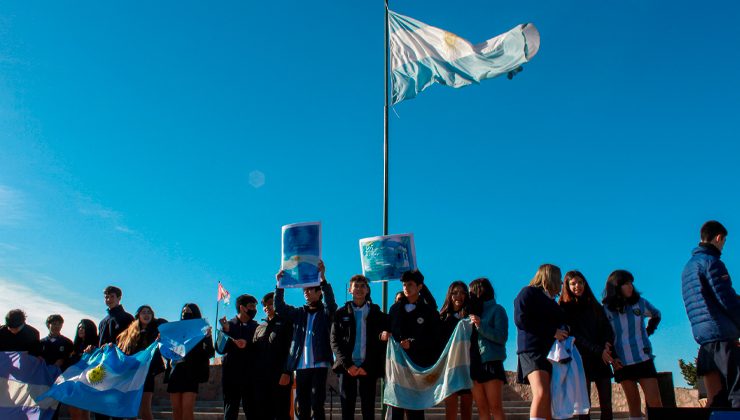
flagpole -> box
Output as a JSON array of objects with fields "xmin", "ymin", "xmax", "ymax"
[
  {"xmin": 215, "ymin": 282, "xmax": 220, "ymax": 329},
  {"xmin": 382, "ymin": 0, "xmax": 390, "ymax": 315}
]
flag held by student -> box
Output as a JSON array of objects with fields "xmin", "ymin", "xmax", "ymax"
[
  {"xmin": 0, "ymin": 351, "xmax": 60, "ymax": 420},
  {"xmin": 389, "ymin": 10, "xmax": 540, "ymax": 104},
  {"xmin": 39, "ymin": 342, "xmax": 157, "ymax": 418},
  {"xmin": 158, "ymin": 318, "xmax": 209, "ymax": 362},
  {"xmin": 384, "ymin": 319, "xmax": 473, "ymax": 410}
]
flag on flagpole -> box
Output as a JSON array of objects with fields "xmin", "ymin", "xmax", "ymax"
[
  {"xmin": 39, "ymin": 342, "xmax": 158, "ymax": 418},
  {"xmin": 389, "ymin": 10, "xmax": 540, "ymax": 104},
  {"xmin": 383, "ymin": 319, "xmax": 474, "ymax": 410},
  {"xmin": 0, "ymin": 351, "xmax": 60, "ymax": 420},
  {"xmin": 217, "ymin": 282, "xmax": 230, "ymax": 305}
]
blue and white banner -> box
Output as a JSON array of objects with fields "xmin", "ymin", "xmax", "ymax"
[
  {"xmin": 158, "ymin": 318, "xmax": 210, "ymax": 362},
  {"xmin": 384, "ymin": 319, "xmax": 473, "ymax": 410},
  {"xmin": 0, "ymin": 352, "xmax": 60, "ymax": 420},
  {"xmin": 389, "ymin": 10, "xmax": 540, "ymax": 104},
  {"xmin": 39, "ymin": 342, "xmax": 157, "ymax": 418},
  {"xmin": 359, "ymin": 233, "xmax": 416, "ymax": 282},
  {"xmin": 280, "ymin": 221, "xmax": 322, "ymax": 288}
]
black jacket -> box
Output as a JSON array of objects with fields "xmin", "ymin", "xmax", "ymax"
[
  {"xmin": 98, "ymin": 305, "xmax": 134, "ymax": 346},
  {"xmin": 0, "ymin": 324, "xmax": 42, "ymax": 356},
  {"xmin": 217, "ymin": 317, "xmax": 258, "ymax": 385},
  {"xmin": 389, "ymin": 299, "xmax": 441, "ymax": 368},
  {"xmin": 514, "ymin": 286, "xmax": 566, "ymax": 355},
  {"xmin": 40, "ymin": 334, "xmax": 74, "ymax": 368},
  {"xmin": 330, "ymin": 301, "xmax": 388, "ymax": 377},
  {"xmin": 253, "ymin": 315, "xmax": 293, "ymax": 382}
]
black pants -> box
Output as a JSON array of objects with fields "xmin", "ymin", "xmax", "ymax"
[
  {"xmin": 386, "ymin": 406, "xmax": 424, "ymax": 419},
  {"xmin": 94, "ymin": 415, "xmax": 121, "ymax": 420},
  {"xmin": 339, "ymin": 373, "xmax": 377, "ymax": 420},
  {"xmin": 577, "ymin": 376, "xmax": 613, "ymax": 420},
  {"xmin": 700, "ymin": 341, "xmax": 740, "ymax": 408},
  {"xmin": 254, "ymin": 376, "xmax": 293, "ymax": 420},
  {"xmin": 296, "ymin": 367, "xmax": 328, "ymax": 420},
  {"xmin": 223, "ymin": 382, "xmax": 256, "ymax": 420}
]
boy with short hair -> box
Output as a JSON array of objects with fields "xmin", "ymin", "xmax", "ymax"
[
  {"xmin": 331, "ymin": 275, "xmax": 389, "ymax": 420},
  {"xmin": 0, "ymin": 309, "xmax": 42, "ymax": 356},
  {"xmin": 98, "ymin": 285, "xmax": 134, "ymax": 347},
  {"xmin": 41, "ymin": 314, "xmax": 74, "ymax": 369},
  {"xmin": 275, "ymin": 260, "xmax": 337, "ymax": 420},
  {"xmin": 386, "ymin": 269, "xmax": 441, "ymax": 420}
]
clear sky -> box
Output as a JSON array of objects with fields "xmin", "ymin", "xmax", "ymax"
[{"xmin": 1, "ymin": 0, "xmax": 739, "ymax": 387}]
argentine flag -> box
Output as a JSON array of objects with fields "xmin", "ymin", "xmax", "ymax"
[
  {"xmin": 39, "ymin": 342, "xmax": 157, "ymax": 418},
  {"xmin": 389, "ymin": 10, "xmax": 540, "ymax": 104},
  {"xmin": 384, "ymin": 319, "xmax": 473, "ymax": 410},
  {"xmin": 0, "ymin": 352, "xmax": 60, "ymax": 420}
]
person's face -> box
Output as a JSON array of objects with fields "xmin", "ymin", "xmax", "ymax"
[
  {"xmin": 568, "ymin": 277, "xmax": 585, "ymax": 297},
  {"xmin": 451, "ymin": 285, "xmax": 466, "ymax": 311},
  {"xmin": 181, "ymin": 306, "xmax": 193, "ymax": 319},
  {"xmin": 620, "ymin": 281, "xmax": 634, "ymax": 298},
  {"xmin": 138, "ymin": 308, "xmax": 153, "ymax": 325},
  {"xmin": 303, "ymin": 287, "xmax": 322, "ymax": 304},
  {"xmin": 49, "ymin": 320, "xmax": 63, "ymax": 335},
  {"xmin": 402, "ymin": 280, "xmax": 421, "ymax": 299},
  {"xmin": 77, "ymin": 324, "xmax": 85, "ymax": 339},
  {"xmin": 263, "ymin": 298, "xmax": 275, "ymax": 318},
  {"xmin": 104, "ymin": 293, "xmax": 121, "ymax": 309},
  {"xmin": 714, "ymin": 234, "xmax": 727, "ymax": 252},
  {"xmin": 239, "ymin": 302, "xmax": 257, "ymax": 318},
  {"xmin": 349, "ymin": 281, "xmax": 369, "ymax": 301}
]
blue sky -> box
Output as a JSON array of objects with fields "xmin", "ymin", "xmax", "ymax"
[{"xmin": 1, "ymin": 1, "xmax": 739, "ymax": 387}]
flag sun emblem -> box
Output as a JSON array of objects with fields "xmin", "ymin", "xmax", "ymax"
[{"xmin": 87, "ymin": 364, "xmax": 106, "ymax": 385}]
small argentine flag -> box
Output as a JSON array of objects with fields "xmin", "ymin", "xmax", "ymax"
[
  {"xmin": 384, "ymin": 318, "xmax": 474, "ymax": 410},
  {"xmin": 39, "ymin": 342, "xmax": 158, "ymax": 418},
  {"xmin": 389, "ymin": 10, "xmax": 540, "ymax": 104}
]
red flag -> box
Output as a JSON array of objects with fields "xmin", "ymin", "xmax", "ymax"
[{"xmin": 217, "ymin": 282, "xmax": 230, "ymax": 305}]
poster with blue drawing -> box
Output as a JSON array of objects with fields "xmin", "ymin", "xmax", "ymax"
[
  {"xmin": 279, "ymin": 221, "xmax": 322, "ymax": 288},
  {"xmin": 359, "ymin": 233, "xmax": 416, "ymax": 282}
]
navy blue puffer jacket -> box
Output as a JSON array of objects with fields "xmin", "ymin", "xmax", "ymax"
[{"xmin": 681, "ymin": 244, "xmax": 740, "ymax": 344}]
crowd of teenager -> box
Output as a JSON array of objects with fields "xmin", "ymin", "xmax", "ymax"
[{"xmin": 0, "ymin": 220, "xmax": 738, "ymax": 420}]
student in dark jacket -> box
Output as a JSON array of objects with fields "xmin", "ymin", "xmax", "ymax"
[
  {"xmin": 253, "ymin": 292, "xmax": 294, "ymax": 420},
  {"xmin": 439, "ymin": 281, "xmax": 473, "ymax": 420},
  {"xmin": 217, "ymin": 294, "xmax": 260, "ymax": 420},
  {"xmin": 682, "ymin": 220, "xmax": 740, "ymax": 408},
  {"xmin": 330, "ymin": 274, "xmax": 389, "ymax": 420},
  {"xmin": 559, "ymin": 270, "xmax": 615, "ymax": 420},
  {"xmin": 40, "ymin": 314, "xmax": 74, "ymax": 369},
  {"xmin": 0, "ymin": 309, "xmax": 42, "ymax": 356},
  {"xmin": 275, "ymin": 260, "xmax": 337, "ymax": 420},
  {"xmin": 116, "ymin": 305, "xmax": 165, "ymax": 420},
  {"xmin": 68, "ymin": 319, "xmax": 98, "ymax": 420},
  {"xmin": 514, "ymin": 264, "xmax": 568, "ymax": 420},
  {"xmin": 167, "ymin": 303, "xmax": 214, "ymax": 420},
  {"xmin": 387, "ymin": 270, "xmax": 441, "ymax": 420},
  {"xmin": 97, "ymin": 285, "xmax": 134, "ymax": 347}
]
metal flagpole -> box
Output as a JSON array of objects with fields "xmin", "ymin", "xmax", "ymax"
[{"xmin": 381, "ymin": 2, "xmax": 390, "ymax": 418}]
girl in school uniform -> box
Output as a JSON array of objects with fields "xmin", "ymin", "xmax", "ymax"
[
  {"xmin": 439, "ymin": 281, "xmax": 474, "ymax": 420},
  {"xmin": 514, "ymin": 264, "xmax": 568, "ymax": 420},
  {"xmin": 68, "ymin": 319, "xmax": 98, "ymax": 420},
  {"xmin": 602, "ymin": 270, "xmax": 662, "ymax": 419},
  {"xmin": 559, "ymin": 271, "xmax": 615, "ymax": 420},
  {"xmin": 468, "ymin": 277, "xmax": 508, "ymax": 420}
]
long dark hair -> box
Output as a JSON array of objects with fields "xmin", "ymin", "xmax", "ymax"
[
  {"xmin": 440, "ymin": 281, "xmax": 469, "ymax": 319},
  {"xmin": 74, "ymin": 319, "xmax": 98, "ymax": 349},
  {"xmin": 181, "ymin": 303, "xmax": 203, "ymax": 320},
  {"xmin": 602, "ymin": 269, "xmax": 641, "ymax": 311},
  {"xmin": 559, "ymin": 270, "xmax": 601, "ymax": 314},
  {"xmin": 468, "ymin": 277, "xmax": 495, "ymax": 316}
]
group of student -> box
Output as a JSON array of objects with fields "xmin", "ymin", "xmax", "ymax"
[{"xmin": 0, "ymin": 219, "xmax": 738, "ymax": 420}]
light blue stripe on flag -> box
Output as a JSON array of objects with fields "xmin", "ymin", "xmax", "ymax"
[
  {"xmin": 389, "ymin": 10, "xmax": 540, "ymax": 104},
  {"xmin": 383, "ymin": 319, "xmax": 473, "ymax": 410},
  {"xmin": 158, "ymin": 318, "xmax": 209, "ymax": 361},
  {"xmin": 39, "ymin": 342, "xmax": 157, "ymax": 418}
]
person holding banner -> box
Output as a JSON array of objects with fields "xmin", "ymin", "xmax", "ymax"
[
  {"xmin": 331, "ymin": 274, "xmax": 389, "ymax": 420},
  {"xmin": 217, "ymin": 294, "xmax": 260, "ymax": 420},
  {"xmin": 275, "ymin": 260, "xmax": 337, "ymax": 420},
  {"xmin": 468, "ymin": 278, "xmax": 509, "ymax": 420},
  {"xmin": 116, "ymin": 305, "xmax": 166, "ymax": 420},
  {"xmin": 68, "ymin": 319, "xmax": 98, "ymax": 420},
  {"xmin": 439, "ymin": 281, "xmax": 473, "ymax": 420},
  {"xmin": 514, "ymin": 264, "xmax": 568, "ymax": 420},
  {"xmin": 387, "ymin": 269, "xmax": 442, "ymax": 419},
  {"xmin": 167, "ymin": 303, "xmax": 215, "ymax": 420}
]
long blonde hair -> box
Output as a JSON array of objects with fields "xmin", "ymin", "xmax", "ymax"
[
  {"xmin": 529, "ymin": 263, "xmax": 562, "ymax": 297},
  {"xmin": 116, "ymin": 319, "xmax": 143, "ymax": 355}
]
